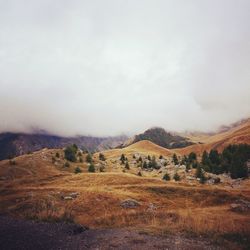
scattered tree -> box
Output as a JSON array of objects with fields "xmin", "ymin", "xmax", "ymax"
[
  {"xmin": 173, "ymin": 172, "xmax": 181, "ymax": 181},
  {"xmin": 88, "ymin": 164, "xmax": 96, "ymax": 173},
  {"xmin": 172, "ymin": 153, "xmax": 179, "ymax": 165},
  {"xmin": 125, "ymin": 161, "xmax": 130, "ymax": 170},
  {"xmin": 163, "ymin": 173, "xmax": 170, "ymax": 181},
  {"xmin": 143, "ymin": 161, "xmax": 148, "ymax": 169},
  {"xmin": 64, "ymin": 145, "xmax": 77, "ymax": 162},
  {"xmin": 99, "ymin": 153, "xmax": 106, "ymax": 161},
  {"xmin": 195, "ymin": 165, "xmax": 206, "ymax": 184},
  {"xmin": 99, "ymin": 165, "xmax": 105, "ymax": 172},
  {"xmin": 188, "ymin": 152, "xmax": 197, "ymax": 163},
  {"xmin": 86, "ymin": 153, "xmax": 92, "ymax": 163},
  {"xmin": 74, "ymin": 166, "xmax": 82, "ymax": 174},
  {"xmin": 120, "ymin": 154, "xmax": 126, "ymax": 164}
]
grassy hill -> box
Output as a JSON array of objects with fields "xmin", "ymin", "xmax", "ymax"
[
  {"xmin": 0, "ymin": 148, "xmax": 249, "ymax": 249},
  {"xmin": 175, "ymin": 119, "xmax": 250, "ymax": 156}
]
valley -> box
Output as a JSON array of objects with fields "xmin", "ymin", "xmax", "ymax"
[{"xmin": 0, "ymin": 119, "xmax": 250, "ymax": 249}]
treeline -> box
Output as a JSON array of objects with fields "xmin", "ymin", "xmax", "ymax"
[
  {"xmin": 63, "ymin": 144, "xmax": 106, "ymax": 174},
  {"xmin": 180, "ymin": 144, "xmax": 250, "ymax": 179}
]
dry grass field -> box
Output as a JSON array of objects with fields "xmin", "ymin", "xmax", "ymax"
[
  {"xmin": 0, "ymin": 146, "xmax": 250, "ymax": 249},
  {"xmin": 176, "ymin": 119, "xmax": 250, "ymax": 156}
]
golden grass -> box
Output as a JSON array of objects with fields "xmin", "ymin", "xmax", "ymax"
[
  {"xmin": 176, "ymin": 120, "xmax": 250, "ymax": 155},
  {"xmin": 1, "ymin": 171, "xmax": 249, "ymax": 243},
  {"xmin": 1, "ymin": 139, "xmax": 250, "ymax": 248}
]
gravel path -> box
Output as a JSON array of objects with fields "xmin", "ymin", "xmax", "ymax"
[{"xmin": 0, "ymin": 216, "xmax": 224, "ymax": 250}]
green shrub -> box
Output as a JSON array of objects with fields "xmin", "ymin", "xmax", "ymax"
[
  {"xmin": 99, "ymin": 153, "xmax": 106, "ymax": 161},
  {"xmin": 125, "ymin": 162, "xmax": 130, "ymax": 170},
  {"xmin": 74, "ymin": 166, "xmax": 82, "ymax": 174},
  {"xmin": 163, "ymin": 173, "xmax": 170, "ymax": 181},
  {"xmin": 86, "ymin": 153, "xmax": 92, "ymax": 163},
  {"xmin": 88, "ymin": 164, "xmax": 95, "ymax": 173},
  {"xmin": 172, "ymin": 154, "xmax": 179, "ymax": 165},
  {"xmin": 120, "ymin": 154, "xmax": 126, "ymax": 164},
  {"xmin": 173, "ymin": 172, "xmax": 180, "ymax": 181},
  {"xmin": 64, "ymin": 162, "xmax": 70, "ymax": 168},
  {"xmin": 64, "ymin": 145, "xmax": 77, "ymax": 162},
  {"xmin": 99, "ymin": 166, "xmax": 105, "ymax": 172}
]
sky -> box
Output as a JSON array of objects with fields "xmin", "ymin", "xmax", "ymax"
[{"xmin": 0, "ymin": 0, "xmax": 249, "ymax": 137}]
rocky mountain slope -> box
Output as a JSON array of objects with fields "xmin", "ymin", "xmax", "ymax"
[{"xmin": 121, "ymin": 127, "xmax": 194, "ymax": 149}]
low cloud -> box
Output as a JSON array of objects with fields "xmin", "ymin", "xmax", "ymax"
[{"xmin": 0, "ymin": 0, "xmax": 249, "ymax": 136}]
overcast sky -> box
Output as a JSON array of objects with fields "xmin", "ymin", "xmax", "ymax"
[{"xmin": 0, "ymin": 0, "xmax": 249, "ymax": 136}]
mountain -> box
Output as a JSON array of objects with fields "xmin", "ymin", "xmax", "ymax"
[
  {"xmin": 0, "ymin": 132, "xmax": 128, "ymax": 160},
  {"xmin": 175, "ymin": 118, "xmax": 250, "ymax": 155},
  {"xmin": 121, "ymin": 127, "xmax": 194, "ymax": 149}
]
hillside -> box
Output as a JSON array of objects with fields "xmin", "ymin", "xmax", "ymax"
[
  {"xmin": 122, "ymin": 127, "xmax": 194, "ymax": 149},
  {"xmin": 0, "ymin": 132, "xmax": 128, "ymax": 160},
  {"xmin": 176, "ymin": 119, "xmax": 250, "ymax": 156},
  {"xmin": 103, "ymin": 140, "xmax": 173, "ymax": 159},
  {"xmin": 0, "ymin": 146, "xmax": 250, "ymax": 250}
]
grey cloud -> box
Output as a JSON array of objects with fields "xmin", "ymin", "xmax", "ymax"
[{"xmin": 0, "ymin": 0, "xmax": 249, "ymax": 136}]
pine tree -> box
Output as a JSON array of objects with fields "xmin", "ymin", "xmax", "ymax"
[
  {"xmin": 172, "ymin": 153, "xmax": 179, "ymax": 165},
  {"xmin": 99, "ymin": 153, "xmax": 106, "ymax": 161},
  {"xmin": 64, "ymin": 145, "xmax": 77, "ymax": 162},
  {"xmin": 88, "ymin": 164, "xmax": 95, "ymax": 173},
  {"xmin": 143, "ymin": 161, "xmax": 148, "ymax": 169},
  {"xmin": 120, "ymin": 154, "xmax": 126, "ymax": 164},
  {"xmin": 86, "ymin": 153, "xmax": 92, "ymax": 163},
  {"xmin": 125, "ymin": 161, "xmax": 130, "ymax": 170},
  {"xmin": 173, "ymin": 172, "xmax": 180, "ymax": 181},
  {"xmin": 74, "ymin": 166, "xmax": 82, "ymax": 174},
  {"xmin": 163, "ymin": 173, "xmax": 170, "ymax": 181}
]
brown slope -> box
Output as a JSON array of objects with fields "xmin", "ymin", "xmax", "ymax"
[
  {"xmin": 175, "ymin": 119, "xmax": 250, "ymax": 156},
  {"xmin": 101, "ymin": 140, "xmax": 174, "ymax": 159}
]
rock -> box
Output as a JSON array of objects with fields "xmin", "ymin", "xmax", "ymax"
[
  {"xmin": 120, "ymin": 199, "xmax": 141, "ymax": 209},
  {"xmin": 68, "ymin": 192, "xmax": 79, "ymax": 199},
  {"xmin": 61, "ymin": 192, "xmax": 79, "ymax": 200},
  {"xmin": 63, "ymin": 196, "xmax": 73, "ymax": 200},
  {"xmin": 230, "ymin": 199, "xmax": 250, "ymax": 212}
]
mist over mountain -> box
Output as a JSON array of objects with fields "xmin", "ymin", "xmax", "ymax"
[
  {"xmin": 0, "ymin": 132, "xmax": 128, "ymax": 160},
  {"xmin": 0, "ymin": 0, "xmax": 249, "ymax": 136}
]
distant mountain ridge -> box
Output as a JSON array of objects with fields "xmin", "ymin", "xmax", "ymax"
[
  {"xmin": 120, "ymin": 127, "xmax": 194, "ymax": 149},
  {"xmin": 0, "ymin": 132, "xmax": 128, "ymax": 160}
]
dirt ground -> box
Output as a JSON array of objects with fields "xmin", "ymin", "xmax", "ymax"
[{"xmin": 0, "ymin": 215, "xmax": 226, "ymax": 250}]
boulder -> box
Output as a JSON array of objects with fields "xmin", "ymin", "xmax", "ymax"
[
  {"xmin": 230, "ymin": 199, "xmax": 250, "ymax": 212},
  {"xmin": 61, "ymin": 192, "xmax": 79, "ymax": 200},
  {"xmin": 120, "ymin": 199, "xmax": 140, "ymax": 209},
  {"xmin": 63, "ymin": 196, "xmax": 73, "ymax": 200}
]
